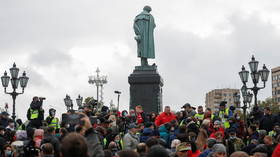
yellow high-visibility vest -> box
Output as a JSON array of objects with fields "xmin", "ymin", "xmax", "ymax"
[
  {"xmin": 218, "ymin": 108, "xmax": 229, "ymax": 118},
  {"xmin": 103, "ymin": 138, "xmax": 107, "ymax": 147},
  {"xmin": 180, "ymin": 120, "xmax": 185, "ymax": 126},
  {"xmin": 48, "ymin": 117, "xmax": 60, "ymax": 129},
  {"xmin": 224, "ymin": 121, "xmax": 230, "ymax": 128},
  {"xmin": 269, "ymin": 131, "xmax": 276, "ymax": 137},
  {"xmin": 16, "ymin": 124, "xmax": 23, "ymax": 130},
  {"xmin": 219, "ymin": 108, "xmax": 230, "ymax": 128},
  {"xmin": 30, "ymin": 109, "xmax": 39, "ymax": 119},
  {"xmin": 120, "ymin": 139, "xmax": 124, "ymax": 149},
  {"xmin": 194, "ymin": 113, "xmax": 204, "ymax": 120}
]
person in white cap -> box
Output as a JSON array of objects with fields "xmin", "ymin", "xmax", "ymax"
[{"xmin": 123, "ymin": 123, "xmax": 139, "ymax": 150}]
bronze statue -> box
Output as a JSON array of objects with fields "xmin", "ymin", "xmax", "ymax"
[{"xmin": 134, "ymin": 6, "xmax": 156, "ymax": 66}]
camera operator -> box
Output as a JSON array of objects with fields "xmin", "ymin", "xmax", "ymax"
[
  {"xmin": 83, "ymin": 104, "xmax": 94, "ymax": 117},
  {"xmin": 27, "ymin": 96, "xmax": 45, "ymax": 129}
]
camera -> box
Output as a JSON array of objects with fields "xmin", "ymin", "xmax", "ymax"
[{"xmin": 39, "ymin": 97, "xmax": 46, "ymax": 100}]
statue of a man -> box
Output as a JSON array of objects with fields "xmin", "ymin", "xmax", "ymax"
[{"xmin": 134, "ymin": 6, "xmax": 156, "ymax": 66}]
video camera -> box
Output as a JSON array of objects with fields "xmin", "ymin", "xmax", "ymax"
[
  {"xmin": 33, "ymin": 96, "xmax": 46, "ymax": 101},
  {"xmin": 39, "ymin": 97, "xmax": 46, "ymax": 100},
  {"xmin": 30, "ymin": 96, "xmax": 46, "ymax": 110}
]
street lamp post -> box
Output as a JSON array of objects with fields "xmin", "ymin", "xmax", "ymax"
[
  {"xmin": 64, "ymin": 94, "xmax": 73, "ymax": 111},
  {"xmin": 1, "ymin": 63, "xmax": 29, "ymax": 122},
  {"xmin": 233, "ymin": 90, "xmax": 253, "ymax": 126},
  {"xmin": 239, "ymin": 55, "xmax": 270, "ymax": 107},
  {"xmin": 114, "ymin": 91, "xmax": 121, "ymax": 111},
  {"xmin": 88, "ymin": 68, "xmax": 107, "ymax": 105},
  {"xmin": 76, "ymin": 95, "xmax": 83, "ymax": 109},
  {"xmin": 64, "ymin": 94, "xmax": 83, "ymax": 111}
]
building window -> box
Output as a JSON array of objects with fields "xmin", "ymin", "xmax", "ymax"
[
  {"xmin": 224, "ymin": 93, "xmax": 227, "ymax": 97},
  {"xmin": 278, "ymin": 97, "xmax": 280, "ymax": 102},
  {"xmin": 278, "ymin": 90, "xmax": 280, "ymax": 94},
  {"xmin": 273, "ymin": 83, "xmax": 278, "ymax": 88}
]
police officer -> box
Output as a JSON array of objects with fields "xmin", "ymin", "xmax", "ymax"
[
  {"xmin": 27, "ymin": 96, "xmax": 45, "ymax": 129},
  {"xmin": 218, "ymin": 101, "xmax": 232, "ymax": 129},
  {"xmin": 194, "ymin": 106, "xmax": 204, "ymax": 125},
  {"xmin": 46, "ymin": 108, "xmax": 60, "ymax": 130},
  {"xmin": 16, "ymin": 119, "xmax": 25, "ymax": 130}
]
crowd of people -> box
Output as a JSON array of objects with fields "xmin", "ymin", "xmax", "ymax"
[{"xmin": 0, "ymin": 97, "xmax": 280, "ymax": 157}]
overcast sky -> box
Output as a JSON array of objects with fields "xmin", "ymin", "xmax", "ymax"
[{"xmin": 0, "ymin": 0, "xmax": 280, "ymax": 119}]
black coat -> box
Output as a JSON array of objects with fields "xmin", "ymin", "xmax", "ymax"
[
  {"xmin": 0, "ymin": 134, "xmax": 7, "ymax": 155},
  {"xmin": 41, "ymin": 134, "xmax": 60, "ymax": 157},
  {"xmin": 260, "ymin": 114, "xmax": 275, "ymax": 132},
  {"xmin": 241, "ymin": 143, "xmax": 257, "ymax": 155},
  {"xmin": 0, "ymin": 118, "xmax": 8, "ymax": 128}
]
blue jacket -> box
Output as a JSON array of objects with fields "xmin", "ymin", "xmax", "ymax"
[
  {"xmin": 159, "ymin": 125, "xmax": 170, "ymax": 144},
  {"xmin": 199, "ymin": 149, "xmax": 212, "ymax": 157},
  {"xmin": 140, "ymin": 128, "xmax": 153, "ymax": 143}
]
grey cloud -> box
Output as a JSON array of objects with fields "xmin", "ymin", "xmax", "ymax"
[
  {"xmin": 228, "ymin": 13, "xmax": 280, "ymax": 65},
  {"xmin": 0, "ymin": 1, "xmax": 139, "ymax": 52},
  {"xmin": 25, "ymin": 67, "xmax": 51, "ymax": 88},
  {"xmin": 153, "ymin": 12, "xmax": 280, "ymax": 109},
  {"xmin": 29, "ymin": 49, "xmax": 73, "ymax": 67}
]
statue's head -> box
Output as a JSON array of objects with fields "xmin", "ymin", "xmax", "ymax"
[{"xmin": 143, "ymin": 5, "xmax": 152, "ymax": 12}]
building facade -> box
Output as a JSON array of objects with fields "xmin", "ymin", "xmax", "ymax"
[
  {"xmin": 205, "ymin": 88, "xmax": 240, "ymax": 111},
  {"xmin": 272, "ymin": 66, "xmax": 280, "ymax": 105}
]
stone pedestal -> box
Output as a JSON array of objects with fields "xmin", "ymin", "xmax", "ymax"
[{"xmin": 128, "ymin": 65, "xmax": 163, "ymax": 113}]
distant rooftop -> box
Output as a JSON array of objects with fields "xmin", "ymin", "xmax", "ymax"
[{"xmin": 272, "ymin": 66, "xmax": 280, "ymax": 73}]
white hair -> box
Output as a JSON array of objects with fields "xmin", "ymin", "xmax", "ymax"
[{"xmin": 171, "ymin": 139, "xmax": 181, "ymax": 148}]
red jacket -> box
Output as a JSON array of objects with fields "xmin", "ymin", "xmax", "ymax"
[
  {"xmin": 272, "ymin": 144, "xmax": 280, "ymax": 157},
  {"xmin": 155, "ymin": 112, "xmax": 176, "ymax": 127},
  {"xmin": 209, "ymin": 127, "xmax": 225, "ymax": 139},
  {"xmin": 188, "ymin": 150, "xmax": 201, "ymax": 157}
]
